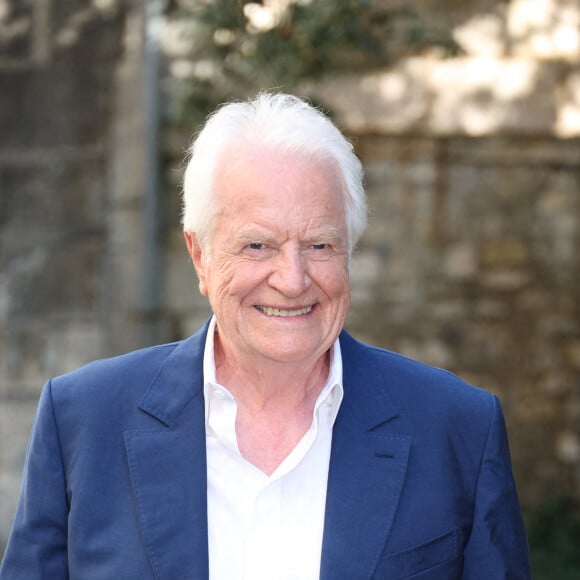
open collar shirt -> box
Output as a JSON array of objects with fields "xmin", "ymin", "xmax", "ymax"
[{"xmin": 202, "ymin": 316, "xmax": 344, "ymax": 580}]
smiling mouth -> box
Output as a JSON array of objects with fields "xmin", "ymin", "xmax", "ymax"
[{"xmin": 255, "ymin": 305, "xmax": 313, "ymax": 317}]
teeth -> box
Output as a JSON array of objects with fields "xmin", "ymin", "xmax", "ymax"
[{"xmin": 258, "ymin": 306, "xmax": 312, "ymax": 317}]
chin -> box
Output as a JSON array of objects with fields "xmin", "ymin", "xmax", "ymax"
[{"xmin": 256, "ymin": 342, "xmax": 324, "ymax": 365}]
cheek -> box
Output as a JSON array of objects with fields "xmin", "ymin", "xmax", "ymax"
[
  {"xmin": 210, "ymin": 259, "xmax": 262, "ymax": 305},
  {"xmin": 314, "ymin": 261, "xmax": 350, "ymax": 299}
]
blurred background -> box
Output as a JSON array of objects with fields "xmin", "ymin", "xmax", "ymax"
[{"xmin": 1, "ymin": 0, "xmax": 579, "ymax": 574}]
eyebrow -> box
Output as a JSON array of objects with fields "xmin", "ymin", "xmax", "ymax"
[
  {"xmin": 232, "ymin": 227, "xmax": 275, "ymax": 244},
  {"xmin": 234, "ymin": 225, "xmax": 345, "ymax": 243},
  {"xmin": 307, "ymin": 227, "xmax": 344, "ymax": 244},
  {"xmin": 233, "ymin": 229, "xmax": 347, "ymax": 255}
]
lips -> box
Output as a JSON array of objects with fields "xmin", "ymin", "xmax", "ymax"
[{"xmin": 256, "ymin": 305, "xmax": 313, "ymax": 317}]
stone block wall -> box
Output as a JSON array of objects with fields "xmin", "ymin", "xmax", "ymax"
[
  {"xmin": 0, "ymin": 0, "xmax": 138, "ymax": 553},
  {"xmin": 350, "ymin": 136, "xmax": 580, "ymax": 508}
]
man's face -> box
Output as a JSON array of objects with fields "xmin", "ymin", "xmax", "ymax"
[{"xmin": 185, "ymin": 147, "xmax": 351, "ymax": 367}]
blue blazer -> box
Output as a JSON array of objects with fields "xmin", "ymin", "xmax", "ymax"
[{"xmin": 1, "ymin": 323, "xmax": 530, "ymax": 579}]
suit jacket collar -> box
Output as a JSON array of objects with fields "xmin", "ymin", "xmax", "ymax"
[
  {"xmin": 320, "ymin": 331, "xmax": 411, "ymax": 580},
  {"xmin": 137, "ymin": 323, "xmax": 209, "ymax": 428},
  {"xmin": 125, "ymin": 324, "xmax": 410, "ymax": 580},
  {"xmin": 125, "ymin": 323, "xmax": 210, "ymax": 579}
]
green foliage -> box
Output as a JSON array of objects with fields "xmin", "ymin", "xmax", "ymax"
[
  {"xmin": 164, "ymin": 0, "xmax": 460, "ymax": 124},
  {"xmin": 527, "ymin": 497, "xmax": 580, "ymax": 579}
]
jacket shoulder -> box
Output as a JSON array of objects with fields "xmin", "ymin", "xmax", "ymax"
[
  {"xmin": 339, "ymin": 330, "xmax": 496, "ymax": 423},
  {"xmin": 46, "ymin": 323, "xmax": 209, "ymax": 424},
  {"xmin": 50, "ymin": 341, "xmax": 181, "ymax": 398}
]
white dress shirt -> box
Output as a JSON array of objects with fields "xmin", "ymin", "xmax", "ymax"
[{"xmin": 203, "ymin": 316, "xmax": 344, "ymax": 580}]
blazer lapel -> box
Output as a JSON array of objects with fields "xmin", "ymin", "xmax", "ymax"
[
  {"xmin": 320, "ymin": 332, "xmax": 411, "ymax": 580},
  {"xmin": 124, "ymin": 328, "xmax": 210, "ymax": 580}
]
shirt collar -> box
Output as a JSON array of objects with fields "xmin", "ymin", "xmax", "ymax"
[{"xmin": 202, "ymin": 315, "xmax": 343, "ymax": 423}]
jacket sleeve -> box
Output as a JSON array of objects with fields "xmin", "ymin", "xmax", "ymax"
[
  {"xmin": 0, "ymin": 380, "xmax": 70, "ymax": 579},
  {"xmin": 462, "ymin": 394, "xmax": 531, "ymax": 579}
]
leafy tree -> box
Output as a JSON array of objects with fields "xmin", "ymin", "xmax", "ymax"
[{"xmin": 163, "ymin": 0, "xmax": 459, "ymax": 124}]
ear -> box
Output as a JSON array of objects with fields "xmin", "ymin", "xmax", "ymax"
[{"xmin": 184, "ymin": 231, "xmax": 209, "ymax": 296}]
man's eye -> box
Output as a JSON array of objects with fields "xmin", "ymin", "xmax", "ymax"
[
  {"xmin": 248, "ymin": 242, "xmax": 266, "ymax": 250},
  {"xmin": 311, "ymin": 243, "xmax": 329, "ymax": 250}
]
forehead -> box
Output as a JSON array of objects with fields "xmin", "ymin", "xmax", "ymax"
[
  {"xmin": 211, "ymin": 148, "xmax": 347, "ymax": 241},
  {"xmin": 214, "ymin": 145, "xmax": 345, "ymax": 204}
]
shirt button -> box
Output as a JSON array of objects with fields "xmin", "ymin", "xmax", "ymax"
[{"xmin": 213, "ymin": 391, "xmax": 224, "ymax": 400}]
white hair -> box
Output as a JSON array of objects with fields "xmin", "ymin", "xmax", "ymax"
[{"xmin": 182, "ymin": 92, "xmax": 367, "ymax": 252}]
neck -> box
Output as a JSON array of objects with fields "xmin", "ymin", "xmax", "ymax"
[
  {"xmin": 214, "ymin": 336, "xmax": 331, "ymax": 415},
  {"xmin": 212, "ymin": 330, "xmax": 334, "ymax": 475}
]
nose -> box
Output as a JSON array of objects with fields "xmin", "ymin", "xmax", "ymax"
[{"xmin": 268, "ymin": 246, "xmax": 311, "ymax": 297}]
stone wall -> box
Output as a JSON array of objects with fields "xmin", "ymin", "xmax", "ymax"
[
  {"xmin": 352, "ymin": 135, "xmax": 580, "ymax": 508},
  {"xmin": 0, "ymin": 0, "xmax": 142, "ymax": 553},
  {"xmin": 1, "ymin": 0, "xmax": 579, "ymax": 557}
]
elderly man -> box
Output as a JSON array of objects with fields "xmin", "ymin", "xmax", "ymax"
[{"xmin": 1, "ymin": 93, "xmax": 530, "ymax": 579}]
